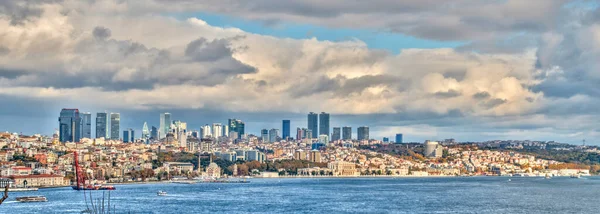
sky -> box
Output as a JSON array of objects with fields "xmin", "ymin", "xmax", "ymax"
[{"xmin": 1, "ymin": 0, "xmax": 600, "ymax": 144}]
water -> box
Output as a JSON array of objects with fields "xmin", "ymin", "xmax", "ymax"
[{"xmin": 2, "ymin": 177, "xmax": 600, "ymax": 213}]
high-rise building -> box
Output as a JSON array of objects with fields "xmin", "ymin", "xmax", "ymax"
[
  {"xmin": 305, "ymin": 129, "xmax": 313, "ymax": 140},
  {"xmin": 296, "ymin": 128, "xmax": 304, "ymax": 140},
  {"xmin": 58, "ymin": 108, "xmax": 81, "ymax": 143},
  {"xmin": 228, "ymin": 119, "xmax": 245, "ymax": 139},
  {"xmin": 151, "ymin": 126, "xmax": 158, "ymax": 139},
  {"xmin": 159, "ymin": 113, "xmax": 171, "ymax": 139},
  {"xmin": 342, "ymin": 126, "xmax": 352, "ymax": 140},
  {"xmin": 95, "ymin": 112, "xmax": 109, "ymax": 139},
  {"xmin": 201, "ymin": 124, "xmax": 211, "ymax": 138},
  {"xmin": 269, "ymin": 129, "xmax": 279, "ymax": 143},
  {"xmin": 261, "ymin": 129, "xmax": 269, "ymax": 142},
  {"xmin": 332, "ymin": 127, "xmax": 341, "ymax": 141},
  {"xmin": 123, "ymin": 128, "xmax": 134, "ymax": 143},
  {"xmin": 395, "ymin": 134, "xmax": 403, "ymax": 144},
  {"xmin": 319, "ymin": 112, "xmax": 329, "ymax": 136},
  {"xmin": 383, "ymin": 137, "xmax": 389, "ymax": 143},
  {"xmin": 110, "ymin": 113, "xmax": 120, "ymax": 140},
  {"xmin": 212, "ymin": 123, "xmax": 222, "ymax": 138},
  {"xmin": 307, "ymin": 112, "xmax": 318, "ymax": 138},
  {"xmin": 357, "ymin": 126, "xmax": 369, "ymax": 141},
  {"xmin": 282, "ymin": 120, "xmax": 290, "ymax": 139},
  {"xmin": 80, "ymin": 112, "xmax": 91, "ymax": 139},
  {"xmin": 222, "ymin": 125, "xmax": 229, "ymax": 137},
  {"xmin": 142, "ymin": 122, "xmax": 150, "ymax": 140},
  {"xmin": 310, "ymin": 150, "xmax": 322, "ymax": 163}
]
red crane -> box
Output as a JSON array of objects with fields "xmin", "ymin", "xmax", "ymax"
[{"xmin": 72, "ymin": 151, "xmax": 116, "ymax": 191}]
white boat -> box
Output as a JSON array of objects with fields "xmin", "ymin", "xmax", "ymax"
[
  {"xmin": 157, "ymin": 190, "xmax": 167, "ymax": 196},
  {"xmin": 544, "ymin": 174, "xmax": 551, "ymax": 179},
  {"xmin": 16, "ymin": 196, "xmax": 48, "ymax": 202},
  {"xmin": 570, "ymin": 174, "xmax": 581, "ymax": 179}
]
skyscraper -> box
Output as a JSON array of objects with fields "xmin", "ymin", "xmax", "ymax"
[
  {"xmin": 395, "ymin": 134, "xmax": 403, "ymax": 144},
  {"xmin": 269, "ymin": 129, "xmax": 280, "ymax": 143},
  {"xmin": 357, "ymin": 126, "xmax": 369, "ymax": 141},
  {"xmin": 159, "ymin": 113, "xmax": 171, "ymax": 139},
  {"xmin": 319, "ymin": 112, "xmax": 330, "ymax": 136},
  {"xmin": 261, "ymin": 129, "xmax": 269, "ymax": 142},
  {"xmin": 296, "ymin": 128, "xmax": 304, "ymax": 140},
  {"xmin": 80, "ymin": 112, "xmax": 91, "ymax": 139},
  {"xmin": 282, "ymin": 120, "xmax": 290, "ymax": 139},
  {"xmin": 201, "ymin": 124, "xmax": 211, "ymax": 138},
  {"xmin": 95, "ymin": 112, "xmax": 109, "ymax": 139},
  {"xmin": 222, "ymin": 124, "xmax": 229, "ymax": 137},
  {"xmin": 212, "ymin": 123, "xmax": 222, "ymax": 138},
  {"xmin": 58, "ymin": 108, "xmax": 81, "ymax": 143},
  {"xmin": 110, "ymin": 113, "xmax": 120, "ymax": 140},
  {"xmin": 228, "ymin": 119, "xmax": 245, "ymax": 139},
  {"xmin": 151, "ymin": 126, "xmax": 158, "ymax": 139},
  {"xmin": 342, "ymin": 126, "xmax": 352, "ymax": 140},
  {"xmin": 142, "ymin": 122, "xmax": 150, "ymax": 140},
  {"xmin": 307, "ymin": 112, "xmax": 318, "ymax": 138},
  {"xmin": 123, "ymin": 129, "xmax": 134, "ymax": 143},
  {"xmin": 332, "ymin": 127, "xmax": 341, "ymax": 141}
]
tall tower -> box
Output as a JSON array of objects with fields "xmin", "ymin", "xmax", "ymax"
[
  {"xmin": 307, "ymin": 112, "xmax": 318, "ymax": 138},
  {"xmin": 96, "ymin": 112, "xmax": 109, "ymax": 139},
  {"xmin": 357, "ymin": 126, "xmax": 369, "ymax": 141},
  {"xmin": 80, "ymin": 112, "xmax": 91, "ymax": 139},
  {"xmin": 332, "ymin": 127, "xmax": 341, "ymax": 141},
  {"xmin": 319, "ymin": 112, "xmax": 330, "ymax": 137},
  {"xmin": 58, "ymin": 108, "xmax": 81, "ymax": 143},
  {"xmin": 342, "ymin": 126, "xmax": 352, "ymax": 140},
  {"xmin": 282, "ymin": 120, "xmax": 290, "ymax": 139},
  {"xmin": 159, "ymin": 113, "xmax": 171, "ymax": 139},
  {"xmin": 142, "ymin": 122, "xmax": 150, "ymax": 140},
  {"xmin": 110, "ymin": 113, "xmax": 120, "ymax": 140}
]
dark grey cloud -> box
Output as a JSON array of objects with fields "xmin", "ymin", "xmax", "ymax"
[
  {"xmin": 434, "ymin": 90, "xmax": 461, "ymax": 98},
  {"xmin": 185, "ymin": 38, "xmax": 234, "ymax": 62},
  {"xmin": 480, "ymin": 98, "xmax": 506, "ymax": 109},
  {"xmin": 0, "ymin": 67, "xmax": 30, "ymax": 79},
  {"xmin": 0, "ymin": 46, "xmax": 9, "ymax": 55},
  {"xmin": 92, "ymin": 26, "xmax": 111, "ymax": 40},
  {"xmin": 472, "ymin": 91, "xmax": 491, "ymax": 100}
]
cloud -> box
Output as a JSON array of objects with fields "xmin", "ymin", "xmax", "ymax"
[{"xmin": 0, "ymin": 0, "xmax": 599, "ymax": 143}]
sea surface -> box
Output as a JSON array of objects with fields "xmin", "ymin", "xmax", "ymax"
[{"xmin": 2, "ymin": 177, "xmax": 600, "ymax": 213}]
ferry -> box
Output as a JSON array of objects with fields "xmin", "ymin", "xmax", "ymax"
[
  {"xmin": 16, "ymin": 196, "xmax": 48, "ymax": 202},
  {"xmin": 157, "ymin": 190, "xmax": 167, "ymax": 196}
]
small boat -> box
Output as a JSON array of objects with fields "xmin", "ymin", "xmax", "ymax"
[
  {"xmin": 507, "ymin": 179, "xmax": 511, "ymax": 182},
  {"xmin": 157, "ymin": 190, "xmax": 167, "ymax": 196},
  {"xmin": 570, "ymin": 174, "xmax": 581, "ymax": 179},
  {"xmin": 544, "ymin": 174, "xmax": 551, "ymax": 179},
  {"xmin": 16, "ymin": 196, "xmax": 48, "ymax": 202}
]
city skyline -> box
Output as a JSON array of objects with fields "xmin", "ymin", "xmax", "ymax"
[{"xmin": 1, "ymin": 1, "xmax": 600, "ymax": 145}]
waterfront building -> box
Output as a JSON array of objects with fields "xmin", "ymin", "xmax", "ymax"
[
  {"xmin": 328, "ymin": 161, "xmax": 359, "ymax": 176},
  {"xmin": 110, "ymin": 113, "xmax": 120, "ymax": 140},
  {"xmin": 307, "ymin": 112, "xmax": 318, "ymax": 138},
  {"xmin": 332, "ymin": 127, "xmax": 341, "ymax": 141},
  {"xmin": 282, "ymin": 120, "xmax": 291, "ymax": 139},
  {"xmin": 159, "ymin": 113, "xmax": 171, "ymax": 139},
  {"xmin": 80, "ymin": 112, "xmax": 91, "ymax": 139},
  {"xmin": 357, "ymin": 126, "xmax": 369, "ymax": 141},
  {"xmin": 342, "ymin": 126, "xmax": 352, "ymax": 140},
  {"xmin": 9, "ymin": 175, "xmax": 69, "ymax": 187},
  {"xmin": 95, "ymin": 112, "xmax": 109, "ymax": 139},
  {"xmin": 58, "ymin": 108, "xmax": 81, "ymax": 143},
  {"xmin": 206, "ymin": 162, "xmax": 221, "ymax": 178},
  {"xmin": 319, "ymin": 112, "xmax": 330, "ymax": 136},
  {"xmin": 395, "ymin": 134, "xmax": 403, "ymax": 144}
]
